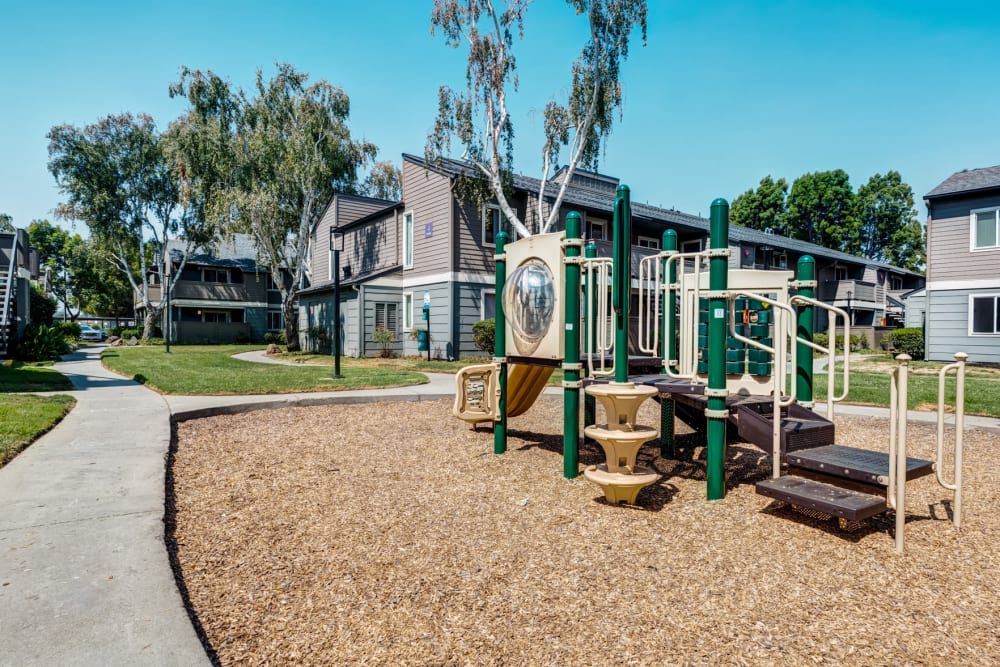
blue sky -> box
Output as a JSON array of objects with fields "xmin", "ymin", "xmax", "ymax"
[{"xmin": 2, "ymin": 1, "xmax": 999, "ymax": 231}]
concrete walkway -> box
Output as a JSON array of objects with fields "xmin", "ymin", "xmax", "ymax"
[{"xmin": 0, "ymin": 347, "xmax": 995, "ymax": 666}]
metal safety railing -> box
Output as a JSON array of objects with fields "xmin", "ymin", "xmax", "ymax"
[
  {"xmin": 583, "ymin": 256, "xmax": 615, "ymax": 377},
  {"xmin": 887, "ymin": 352, "xmax": 967, "ymax": 554},
  {"xmin": 727, "ymin": 291, "xmax": 796, "ymax": 478},
  {"xmin": 789, "ymin": 295, "xmax": 850, "ymax": 422},
  {"xmin": 661, "ymin": 251, "xmax": 711, "ymax": 381}
]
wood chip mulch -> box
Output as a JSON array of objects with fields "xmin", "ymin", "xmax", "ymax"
[{"xmin": 170, "ymin": 397, "xmax": 999, "ymax": 666}]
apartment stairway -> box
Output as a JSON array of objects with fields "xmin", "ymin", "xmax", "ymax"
[{"xmin": 0, "ymin": 270, "xmax": 12, "ymax": 358}]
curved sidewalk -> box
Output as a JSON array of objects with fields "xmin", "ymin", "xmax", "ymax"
[{"xmin": 0, "ymin": 347, "xmax": 454, "ymax": 667}]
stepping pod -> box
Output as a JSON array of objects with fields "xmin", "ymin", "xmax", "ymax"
[{"xmin": 583, "ymin": 382, "xmax": 659, "ymax": 504}]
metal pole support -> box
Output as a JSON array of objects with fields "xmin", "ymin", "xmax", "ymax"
[
  {"xmin": 563, "ymin": 212, "xmax": 582, "ymax": 478},
  {"xmin": 706, "ymin": 198, "xmax": 730, "ymax": 500},
  {"xmin": 795, "ymin": 256, "xmax": 815, "ymax": 404},
  {"xmin": 494, "ymin": 232, "xmax": 509, "ymax": 455},
  {"xmin": 612, "ymin": 185, "xmax": 631, "ymax": 384}
]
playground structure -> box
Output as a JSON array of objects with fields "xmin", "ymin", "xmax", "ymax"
[{"xmin": 454, "ymin": 187, "xmax": 967, "ymax": 553}]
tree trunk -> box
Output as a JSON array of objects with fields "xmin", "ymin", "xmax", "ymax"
[
  {"xmin": 141, "ymin": 305, "xmax": 159, "ymax": 341},
  {"xmin": 282, "ymin": 296, "xmax": 300, "ymax": 352}
]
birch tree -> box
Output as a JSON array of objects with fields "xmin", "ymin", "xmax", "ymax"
[
  {"xmin": 426, "ymin": 0, "xmax": 647, "ymax": 238},
  {"xmin": 169, "ymin": 64, "xmax": 376, "ymax": 351}
]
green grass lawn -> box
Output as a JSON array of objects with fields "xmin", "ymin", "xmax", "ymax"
[
  {"xmin": 0, "ymin": 361, "xmax": 74, "ymax": 392},
  {"xmin": 0, "ymin": 394, "xmax": 76, "ymax": 467},
  {"xmin": 813, "ymin": 357, "xmax": 1000, "ymax": 418},
  {"xmin": 100, "ymin": 345, "xmax": 429, "ymax": 395}
]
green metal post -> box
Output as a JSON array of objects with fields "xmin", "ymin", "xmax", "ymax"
[
  {"xmin": 494, "ymin": 231, "xmax": 509, "ymax": 455},
  {"xmin": 563, "ymin": 212, "xmax": 582, "ymax": 478},
  {"xmin": 660, "ymin": 229, "xmax": 677, "ymax": 457},
  {"xmin": 795, "ymin": 256, "xmax": 816, "ymax": 405},
  {"xmin": 584, "ymin": 242, "xmax": 597, "ymax": 437},
  {"xmin": 612, "ymin": 185, "xmax": 631, "ymax": 384},
  {"xmin": 706, "ymin": 198, "xmax": 730, "ymax": 500}
]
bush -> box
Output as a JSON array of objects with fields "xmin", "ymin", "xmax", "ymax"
[
  {"xmin": 53, "ymin": 321, "xmax": 81, "ymax": 340},
  {"xmin": 116, "ymin": 327, "xmax": 142, "ymax": 341},
  {"xmin": 372, "ymin": 326, "xmax": 396, "ymax": 358},
  {"xmin": 472, "ymin": 319, "xmax": 495, "ymax": 354},
  {"xmin": 264, "ymin": 331, "xmax": 287, "ymax": 345},
  {"xmin": 888, "ymin": 328, "xmax": 924, "ymax": 360},
  {"xmin": 14, "ymin": 324, "xmax": 73, "ymax": 361},
  {"xmin": 813, "ymin": 333, "xmax": 829, "ymax": 349},
  {"xmin": 235, "ymin": 332, "xmax": 250, "ymax": 344},
  {"xmin": 29, "ymin": 284, "xmax": 57, "ymax": 327}
]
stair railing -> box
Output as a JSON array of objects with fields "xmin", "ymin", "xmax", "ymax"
[
  {"xmin": 935, "ymin": 352, "xmax": 968, "ymax": 529},
  {"xmin": 789, "ymin": 295, "xmax": 851, "ymax": 422},
  {"xmin": 728, "ymin": 290, "xmax": 796, "ymax": 478},
  {"xmin": 584, "ymin": 256, "xmax": 615, "ymax": 378},
  {"xmin": 887, "ymin": 353, "xmax": 910, "ymax": 554},
  {"xmin": 0, "ymin": 237, "xmax": 17, "ymax": 354}
]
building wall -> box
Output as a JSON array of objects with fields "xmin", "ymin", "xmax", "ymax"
[
  {"xmin": 401, "ymin": 158, "xmax": 453, "ymax": 278},
  {"xmin": 314, "ymin": 194, "xmax": 395, "ymax": 283},
  {"xmin": 904, "ymin": 293, "xmax": 926, "ymax": 329},
  {"xmin": 925, "ymin": 289, "xmax": 1000, "ymax": 364},
  {"xmin": 927, "ymin": 193, "xmax": 1000, "ymax": 284}
]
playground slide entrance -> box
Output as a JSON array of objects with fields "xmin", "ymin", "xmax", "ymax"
[{"xmin": 453, "ymin": 363, "xmax": 554, "ymax": 425}]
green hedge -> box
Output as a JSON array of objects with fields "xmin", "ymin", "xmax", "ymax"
[
  {"xmin": 472, "ymin": 319, "xmax": 495, "ymax": 354},
  {"xmin": 888, "ymin": 328, "xmax": 924, "ymax": 360}
]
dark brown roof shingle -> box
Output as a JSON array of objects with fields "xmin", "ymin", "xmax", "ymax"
[{"xmin": 926, "ymin": 165, "xmax": 1000, "ymax": 199}]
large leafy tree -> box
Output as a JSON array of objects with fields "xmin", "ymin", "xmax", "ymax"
[
  {"xmin": 169, "ymin": 64, "xmax": 376, "ymax": 351},
  {"xmin": 856, "ymin": 171, "xmax": 925, "ymax": 271},
  {"xmin": 47, "ymin": 113, "xmax": 212, "ymax": 339},
  {"xmin": 0, "ymin": 213, "xmax": 14, "ymax": 232},
  {"xmin": 783, "ymin": 170, "xmax": 859, "ymax": 253},
  {"xmin": 730, "ymin": 176, "xmax": 788, "ymax": 233},
  {"xmin": 426, "ymin": 0, "xmax": 647, "ymax": 238},
  {"xmin": 362, "ymin": 160, "xmax": 402, "ymax": 200},
  {"xmin": 26, "ymin": 219, "xmax": 89, "ymax": 320}
]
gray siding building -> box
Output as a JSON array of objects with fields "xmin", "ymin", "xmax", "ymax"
[
  {"xmin": 299, "ymin": 155, "xmax": 923, "ymax": 360},
  {"xmin": 924, "ymin": 166, "xmax": 1000, "ymax": 364}
]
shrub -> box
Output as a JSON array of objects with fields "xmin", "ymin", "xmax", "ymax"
[
  {"xmin": 264, "ymin": 331, "xmax": 287, "ymax": 345},
  {"xmin": 472, "ymin": 319, "xmax": 495, "ymax": 354},
  {"xmin": 888, "ymin": 328, "xmax": 924, "ymax": 360},
  {"xmin": 53, "ymin": 321, "xmax": 81, "ymax": 340},
  {"xmin": 14, "ymin": 324, "xmax": 73, "ymax": 361},
  {"xmin": 117, "ymin": 327, "xmax": 142, "ymax": 341},
  {"xmin": 29, "ymin": 284, "xmax": 57, "ymax": 327},
  {"xmin": 813, "ymin": 333, "xmax": 829, "ymax": 349},
  {"xmin": 235, "ymin": 332, "xmax": 250, "ymax": 344},
  {"xmin": 305, "ymin": 326, "xmax": 330, "ymax": 353},
  {"xmin": 372, "ymin": 326, "xmax": 396, "ymax": 358}
]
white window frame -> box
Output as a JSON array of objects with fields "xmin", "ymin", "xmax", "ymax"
[
  {"xmin": 970, "ymin": 206, "xmax": 1000, "ymax": 251},
  {"xmin": 482, "ymin": 203, "xmax": 518, "ymax": 247},
  {"xmin": 637, "ymin": 235, "xmax": 660, "ymax": 249},
  {"xmin": 969, "ymin": 293, "xmax": 1000, "ymax": 336},
  {"xmin": 835, "ymin": 266, "xmax": 848, "ymax": 281},
  {"xmin": 681, "ymin": 239, "xmax": 701, "ymax": 254},
  {"xmin": 267, "ymin": 310, "xmax": 284, "ymax": 331},
  {"xmin": 588, "ymin": 217, "xmax": 608, "ymax": 241},
  {"xmin": 481, "ymin": 288, "xmax": 496, "ymax": 321},
  {"xmin": 375, "ymin": 302, "xmax": 398, "ymax": 333},
  {"xmin": 402, "ymin": 292, "xmax": 413, "ymax": 331},
  {"xmin": 402, "ymin": 211, "xmax": 414, "ymax": 269}
]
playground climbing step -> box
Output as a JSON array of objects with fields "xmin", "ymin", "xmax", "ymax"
[
  {"xmin": 756, "ymin": 444, "xmax": 935, "ymax": 521},
  {"xmin": 734, "ymin": 401, "xmax": 835, "ymax": 455}
]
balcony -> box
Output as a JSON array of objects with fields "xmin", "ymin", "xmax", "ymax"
[
  {"xmin": 138, "ymin": 281, "xmax": 250, "ymax": 307},
  {"xmin": 818, "ymin": 279, "xmax": 879, "ymax": 306}
]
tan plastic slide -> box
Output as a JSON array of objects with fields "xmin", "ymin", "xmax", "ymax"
[{"xmin": 506, "ymin": 364, "xmax": 555, "ymax": 418}]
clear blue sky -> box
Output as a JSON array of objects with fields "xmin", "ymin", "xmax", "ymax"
[{"xmin": 2, "ymin": 1, "xmax": 998, "ymax": 231}]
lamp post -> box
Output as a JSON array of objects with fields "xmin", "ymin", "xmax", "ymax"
[
  {"xmin": 846, "ymin": 289, "xmax": 853, "ymax": 327},
  {"xmin": 330, "ymin": 228, "xmax": 344, "ymax": 379},
  {"xmin": 154, "ymin": 248, "xmax": 171, "ymax": 353}
]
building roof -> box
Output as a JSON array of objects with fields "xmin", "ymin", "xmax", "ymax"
[
  {"xmin": 165, "ymin": 234, "xmax": 275, "ymax": 271},
  {"xmin": 404, "ymin": 154, "xmax": 922, "ymax": 277},
  {"xmin": 926, "ymin": 165, "xmax": 1000, "ymax": 199}
]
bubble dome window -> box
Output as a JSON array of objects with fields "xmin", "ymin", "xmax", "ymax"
[{"xmin": 503, "ymin": 259, "xmax": 557, "ymax": 357}]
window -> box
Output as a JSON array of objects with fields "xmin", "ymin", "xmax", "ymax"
[
  {"xmin": 834, "ymin": 266, "xmax": 848, "ymax": 281},
  {"xmin": 482, "ymin": 289, "xmax": 496, "ymax": 320},
  {"xmin": 402, "ymin": 292, "xmax": 413, "ymax": 331},
  {"xmin": 890, "ymin": 276, "xmax": 903, "ymax": 290},
  {"xmin": 267, "ymin": 274, "xmax": 281, "ymax": 291},
  {"xmin": 970, "ymin": 295, "xmax": 1000, "ymax": 334},
  {"xmin": 402, "ymin": 211, "xmax": 414, "ymax": 269},
  {"xmin": 972, "ymin": 207, "xmax": 1000, "ymax": 250},
  {"xmin": 637, "ymin": 235, "xmax": 660, "ymax": 249},
  {"xmin": 588, "ymin": 218, "xmax": 608, "ymax": 241},
  {"xmin": 267, "ymin": 311, "xmax": 284, "ymax": 331},
  {"xmin": 203, "ymin": 310, "xmax": 229, "ymax": 323},
  {"xmin": 774, "ymin": 253, "xmax": 787, "ymax": 269},
  {"xmin": 375, "ymin": 302, "xmax": 398, "ymax": 333},
  {"xmin": 681, "ymin": 239, "xmax": 701, "ymax": 254},
  {"xmin": 483, "ymin": 204, "xmax": 518, "ymax": 246},
  {"xmin": 203, "ymin": 269, "xmax": 230, "ymax": 283}
]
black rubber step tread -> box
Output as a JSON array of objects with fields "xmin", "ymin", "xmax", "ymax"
[
  {"xmin": 735, "ymin": 401, "xmax": 835, "ymax": 454},
  {"xmin": 756, "ymin": 475, "xmax": 887, "ymax": 521},
  {"xmin": 787, "ymin": 444, "xmax": 933, "ymax": 485}
]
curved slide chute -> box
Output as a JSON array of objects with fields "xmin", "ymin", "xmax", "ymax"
[{"xmin": 453, "ymin": 363, "xmax": 554, "ymax": 425}]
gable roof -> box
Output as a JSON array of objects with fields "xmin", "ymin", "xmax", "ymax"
[
  {"xmin": 403, "ymin": 154, "xmax": 922, "ymax": 277},
  {"xmin": 926, "ymin": 165, "xmax": 1000, "ymax": 199}
]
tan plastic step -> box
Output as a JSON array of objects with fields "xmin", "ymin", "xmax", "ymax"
[
  {"xmin": 584, "ymin": 464, "xmax": 659, "ymax": 504},
  {"xmin": 584, "ymin": 424, "xmax": 658, "ymax": 474}
]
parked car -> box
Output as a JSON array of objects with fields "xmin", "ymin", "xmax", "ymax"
[{"xmin": 79, "ymin": 325, "xmax": 107, "ymax": 342}]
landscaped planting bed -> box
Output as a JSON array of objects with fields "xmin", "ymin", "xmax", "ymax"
[{"xmin": 170, "ymin": 398, "xmax": 999, "ymax": 665}]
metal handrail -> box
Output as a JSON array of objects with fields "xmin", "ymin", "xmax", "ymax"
[
  {"xmin": 637, "ymin": 252, "xmax": 663, "ymax": 354},
  {"xmin": 728, "ymin": 291, "xmax": 796, "ymax": 479},
  {"xmin": 887, "ymin": 354, "xmax": 910, "ymax": 554},
  {"xmin": 663, "ymin": 251, "xmax": 709, "ymax": 381},
  {"xmin": 789, "ymin": 295, "xmax": 851, "ymax": 421},
  {"xmin": 584, "ymin": 257, "xmax": 614, "ymax": 378},
  {"xmin": 936, "ymin": 352, "xmax": 968, "ymax": 529}
]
